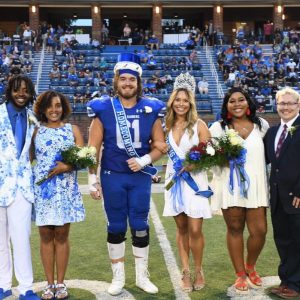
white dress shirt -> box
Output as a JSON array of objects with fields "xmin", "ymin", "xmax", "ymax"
[{"xmin": 274, "ymin": 114, "xmax": 299, "ymax": 151}]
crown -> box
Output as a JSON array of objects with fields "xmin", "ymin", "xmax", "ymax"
[
  {"xmin": 114, "ymin": 52, "xmax": 142, "ymax": 77},
  {"xmin": 173, "ymin": 72, "xmax": 196, "ymax": 93}
]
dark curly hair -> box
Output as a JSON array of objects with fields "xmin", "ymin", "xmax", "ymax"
[
  {"xmin": 34, "ymin": 90, "xmax": 71, "ymax": 123},
  {"xmin": 5, "ymin": 74, "xmax": 36, "ymax": 105},
  {"xmin": 220, "ymin": 87, "xmax": 262, "ymax": 130}
]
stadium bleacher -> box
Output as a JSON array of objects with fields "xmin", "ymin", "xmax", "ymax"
[
  {"xmin": 47, "ymin": 43, "xmax": 214, "ymax": 114},
  {"xmin": 2, "ymin": 29, "xmax": 300, "ymax": 117}
]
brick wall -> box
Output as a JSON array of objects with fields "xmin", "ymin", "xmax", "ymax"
[
  {"xmin": 29, "ymin": 5, "xmax": 39, "ymax": 32},
  {"xmin": 213, "ymin": 5, "xmax": 223, "ymax": 33},
  {"xmin": 259, "ymin": 113, "xmax": 280, "ymax": 126},
  {"xmin": 152, "ymin": 5, "xmax": 162, "ymax": 43},
  {"xmin": 273, "ymin": 5, "xmax": 284, "ymax": 31},
  {"xmin": 0, "ymin": 21, "xmax": 19, "ymax": 36},
  {"xmin": 69, "ymin": 114, "xmax": 92, "ymax": 143},
  {"xmin": 202, "ymin": 113, "xmax": 279, "ymax": 127},
  {"xmin": 91, "ymin": 6, "xmax": 102, "ymax": 42},
  {"xmin": 71, "ymin": 113, "xmax": 280, "ymax": 143}
]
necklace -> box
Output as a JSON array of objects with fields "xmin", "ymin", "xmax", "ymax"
[
  {"xmin": 232, "ymin": 122, "xmax": 252, "ymax": 135},
  {"xmin": 238, "ymin": 127, "xmax": 249, "ymax": 133},
  {"xmin": 174, "ymin": 121, "xmax": 187, "ymax": 130}
]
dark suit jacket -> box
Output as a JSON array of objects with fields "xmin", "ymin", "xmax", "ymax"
[{"xmin": 264, "ymin": 115, "xmax": 300, "ymax": 214}]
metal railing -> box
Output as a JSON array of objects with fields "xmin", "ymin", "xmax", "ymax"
[
  {"xmin": 35, "ymin": 43, "xmax": 45, "ymax": 94},
  {"xmin": 204, "ymin": 43, "xmax": 224, "ymax": 100}
]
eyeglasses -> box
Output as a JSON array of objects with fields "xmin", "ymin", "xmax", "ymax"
[{"xmin": 276, "ymin": 102, "xmax": 299, "ymax": 108}]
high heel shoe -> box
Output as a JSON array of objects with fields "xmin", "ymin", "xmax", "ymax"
[
  {"xmin": 193, "ymin": 268, "xmax": 205, "ymax": 291},
  {"xmin": 181, "ymin": 269, "xmax": 193, "ymax": 293}
]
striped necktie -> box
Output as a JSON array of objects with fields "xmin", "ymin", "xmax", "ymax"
[{"xmin": 275, "ymin": 124, "xmax": 287, "ymax": 158}]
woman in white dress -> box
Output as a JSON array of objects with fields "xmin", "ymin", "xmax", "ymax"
[
  {"xmin": 163, "ymin": 73, "xmax": 212, "ymax": 292},
  {"xmin": 209, "ymin": 87, "xmax": 269, "ymax": 295}
]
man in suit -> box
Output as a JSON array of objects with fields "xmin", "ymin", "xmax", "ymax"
[
  {"xmin": 0, "ymin": 75, "xmax": 40, "ymax": 300},
  {"xmin": 265, "ymin": 87, "xmax": 300, "ymax": 298}
]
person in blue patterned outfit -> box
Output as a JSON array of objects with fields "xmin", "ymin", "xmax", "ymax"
[
  {"xmin": 0, "ymin": 75, "xmax": 40, "ymax": 300},
  {"xmin": 32, "ymin": 90, "xmax": 85, "ymax": 300},
  {"xmin": 87, "ymin": 53, "xmax": 168, "ymax": 296}
]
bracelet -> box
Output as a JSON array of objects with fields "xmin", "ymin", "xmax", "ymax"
[{"xmin": 135, "ymin": 154, "xmax": 152, "ymax": 168}]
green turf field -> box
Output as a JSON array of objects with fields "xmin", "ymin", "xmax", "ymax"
[{"xmin": 28, "ymin": 193, "xmax": 279, "ymax": 299}]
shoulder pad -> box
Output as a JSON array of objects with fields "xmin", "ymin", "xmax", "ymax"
[
  {"xmin": 140, "ymin": 97, "xmax": 165, "ymax": 112},
  {"xmin": 140, "ymin": 97, "xmax": 166, "ymax": 118},
  {"xmin": 86, "ymin": 95, "xmax": 111, "ymax": 118},
  {"xmin": 158, "ymin": 106, "xmax": 166, "ymax": 118}
]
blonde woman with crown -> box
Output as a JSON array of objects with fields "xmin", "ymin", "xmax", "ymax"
[{"xmin": 163, "ymin": 73, "xmax": 212, "ymax": 292}]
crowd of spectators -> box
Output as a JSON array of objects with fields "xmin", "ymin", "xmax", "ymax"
[
  {"xmin": 117, "ymin": 23, "xmax": 161, "ymax": 50},
  {"xmin": 1, "ymin": 21, "xmax": 209, "ymax": 108},
  {"xmin": 49, "ymin": 45, "xmax": 208, "ymax": 108},
  {"xmin": 6, "ymin": 21, "xmax": 300, "ymax": 113},
  {"xmin": 216, "ymin": 29, "xmax": 300, "ymax": 112},
  {"xmin": 0, "ymin": 35, "xmax": 35, "ymax": 97}
]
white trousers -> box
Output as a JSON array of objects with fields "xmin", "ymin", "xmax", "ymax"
[{"xmin": 0, "ymin": 191, "xmax": 33, "ymax": 294}]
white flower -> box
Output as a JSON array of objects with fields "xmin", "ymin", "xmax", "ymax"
[
  {"xmin": 28, "ymin": 114, "xmax": 39, "ymax": 126},
  {"xmin": 226, "ymin": 129, "xmax": 237, "ymax": 138},
  {"xmin": 77, "ymin": 147, "xmax": 89, "ymax": 158},
  {"xmin": 144, "ymin": 106, "xmax": 153, "ymax": 113},
  {"xmin": 288, "ymin": 125, "xmax": 299, "ymax": 137},
  {"xmin": 230, "ymin": 136, "xmax": 241, "ymax": 146},
  {"xmin": 206, "ymin": 145, "xmax": 215, "ymax": 156},
  {"xmin": 224, "ymin": 129, "xmax": 243, "ymax": 146},
  {"xmin": 87, "ymin": 146, "xmax": 97, "ymax": 156},
  {"xmin": 77, "ymin": 146, "xmax": 97, "ymax": 162}
]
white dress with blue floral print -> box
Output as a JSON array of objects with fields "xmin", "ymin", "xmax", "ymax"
[{"xmin": 33, "ymin": 123, "xmax": 85, "ymax": 226}]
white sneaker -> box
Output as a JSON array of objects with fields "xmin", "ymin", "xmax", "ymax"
[
  {"xmin": 135, "ymin": 258, "xmax": 158, "ymax": 294},
  {"xmin": 107, "ymin": 262, "xmax": 125, "ymax": 295}
]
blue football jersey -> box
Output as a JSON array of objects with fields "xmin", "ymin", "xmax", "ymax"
[{"xmin": 87, "ymin": 96, "xmax": 165, "ymax": 173}]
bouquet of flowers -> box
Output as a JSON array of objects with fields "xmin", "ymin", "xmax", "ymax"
[
  {"xmin": 36, "ymin": 145, "xmax": 97, "ymax": 186},
  {"xmin": 184, "ymin": 140, "xmax": 225, "ymax": 171},
  {"xmin": 60, "ymin": 145, "xmax": 97, "ymax": 170},
  {"xmin": 216, "ymin": 129, "xmax": 244, "ymax": 162},
  {"xmin": 183, "ymin": 129, "xmax": 249, "ymax": 198},
  {"xmin": 215, "ymin": 129, "xmax": 249, "ymax": 198}
]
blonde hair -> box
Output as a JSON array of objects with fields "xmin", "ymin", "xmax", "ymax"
[
  {"xmin": 276, "ymin": 87, "xmax": 300, "ymax": 103},
  {"xmin": 165, "ymin": 88, "xmax": 198, "ymax": 137}
]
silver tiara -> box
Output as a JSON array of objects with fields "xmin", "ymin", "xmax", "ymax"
[{"xmin": 173, "ymin": 72, "xmax": 196, "ymax": 93}]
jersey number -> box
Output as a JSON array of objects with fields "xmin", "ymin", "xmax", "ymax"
[{"xmin": 116, "ymin": 119, "xmax": 142, "ymax": 149}]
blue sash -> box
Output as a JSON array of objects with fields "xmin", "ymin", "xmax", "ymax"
[
  {"xmin": 166, "ymin": 135, "xmax": 213, "ymax": 212},
  {"xmin": 228, "ymin": 148, "xmax": 250, "ymax": 198},
  {"xmin": 111, "ymin": 97, "xmax": 157, "ymax": 176}
]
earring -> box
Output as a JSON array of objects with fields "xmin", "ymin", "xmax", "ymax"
[
  {"xmin": 227, "ymin": 112, "xmax": 232, "ymax": 119},
  {"xmin": 246, "ymin": 108, "xmax": 251, "ymax": 116}
]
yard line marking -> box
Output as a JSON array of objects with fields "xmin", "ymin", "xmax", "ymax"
[
  {"xmin": 31, "ymin": 280, "xmax": 135, "ymax": 300},
  {"xmin": 150, "ymin": 198, "xmax": 191, "ymax": 300}
]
